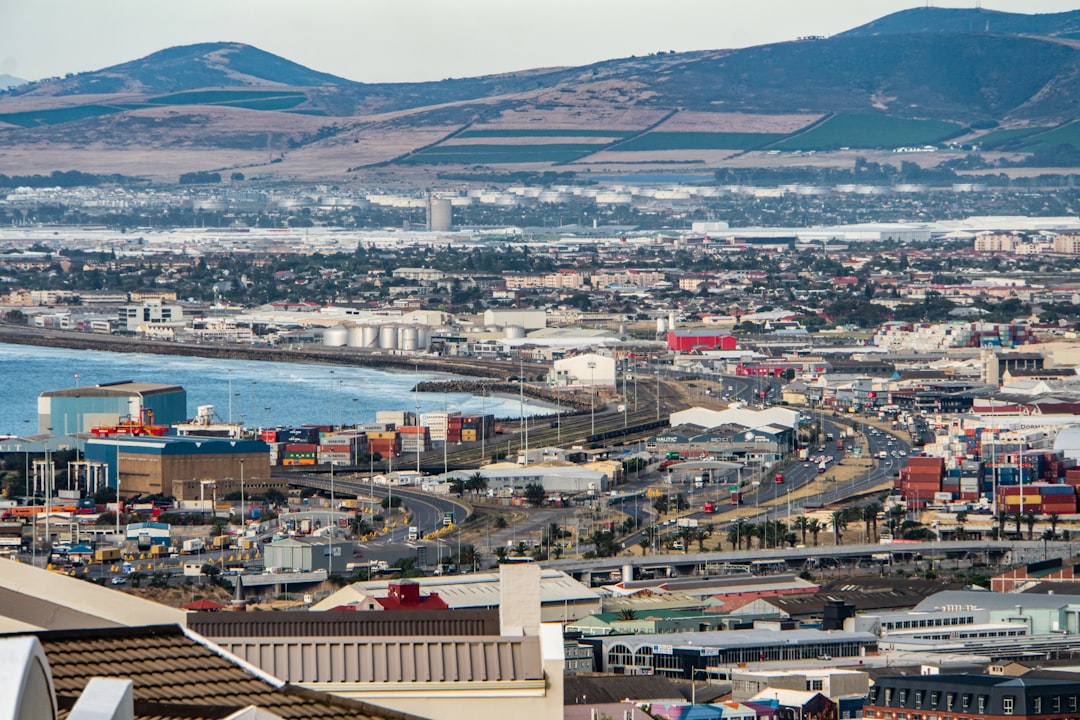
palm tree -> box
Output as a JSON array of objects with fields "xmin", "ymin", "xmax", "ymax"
[
  {"xmin": 465, "ymin": 471, "xmax": 487, "ymax": 498},
  {"xmin": 457, "ymin": 544, "xmax": 481, "ymax": 571},
  {"xmin": 349, "ymin": 513, "xmax": 371, "ymax": 538},
  {"xmin": 863, "ymin": 502, "xmax": 883, "ymax": 543},
  {"xmin": 494, "ymin": 546, "xmax": 508, "ymax": 563},
  {"xmin": 808, "ymin": 519, "xmax": 823, "ymax": 546},
  {"xmin": 793, "ymin": 516, "xmax": 810, "ymax": 546},
  {"xmin": 1049, "ymin": 512, "xmax": 1061, "ymax": 540},
  {"xmin": 830, "ymin": 509, "xmax": 848, "ymax": 546},
  {"xmin": 694, "ymin": 527, "xmax": 710, "ymax": 553},
  {"xmin": 638, "ymin": 537, "xmax": 650, "ymax": 556},
  {"xmin": 678, "ymin": 525, "xmax": 695, "ymax": 554},
  {"xmin": 513, "ymin": 541, "xmax": 529, "ymax": 557},
  {"xmin": 954, "ymin": 511, "xmax": 967, "ymax": 541},
  {"xmin": 728, "ymin": 518, "xmax": 749, "ymax": 550},
  {"xmin": 1022, "ymin": 511, "xmax": 1037, "ymax": 541},
  {"xmin": 1010, "ymin": 512, "xmax": 1022, "ymax": 537}
]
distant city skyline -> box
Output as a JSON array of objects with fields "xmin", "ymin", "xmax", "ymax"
[{"xmin": 1, "ymin": 0, "xmax": 1077, "ymax": 85}]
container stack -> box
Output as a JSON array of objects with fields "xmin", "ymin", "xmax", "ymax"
[
  {"xmin": 998, "ymin": 483, "xmax": 1078, "ymax": 515},
  {"xmin": 366, "ymin": 431, "xmax": 399, "ymax": 459},
  {"xmin": 398, "ymin": 426, "xmax": 430, "ymax": 454},
  {"xmin": 420, "ymin": 411, "xmax": 460, "ymax": 444},
  {"xmin": 282, "ymin": 443, "xmax": 317, "ymax": 466},
  {"xmin": 898, "ymin": 456, "xmax": 944, "ymax": 509}
]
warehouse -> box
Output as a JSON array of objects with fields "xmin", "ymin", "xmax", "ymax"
[
  {"xmin": 667, "ymin": 329, "xmax": 737, "ymax": 353},
  {"xmin": 38, "ymin": 380, "xmax": 187, "ymax": 437},
  {"xmin": 84, "ymin": 435, "xmax": 272, "ymax": 500},
  {"xmin": 442, "ymin": 462, "xmax": 610, "ymax": 495}
]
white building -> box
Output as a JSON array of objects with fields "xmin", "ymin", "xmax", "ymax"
[
  {"xmin": 118, "ymin": 299, "xmax": 184, "ymax": 333},
  {"xmin": 484, "ymin": 308, "xmax": 547, "ymax": 330},
  {"xmin": 552, "ymin": 353, "xmax": 616, "ymax": 388}
]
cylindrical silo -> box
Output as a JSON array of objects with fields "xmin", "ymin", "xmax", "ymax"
[
  {"xmin": 323, "ymin": 325, "xmax": 348, "ymax": 347},
  {"xmin": 657, "ymin": 317, "xmax": 667, "ymax": 335},
  {"xmin": 362, "ymin": 325, "xmax": 379, "ymax": 348},
  {"xmin": 430, "ymin": 198, "xmax": 452, "ymax": 231},
  {"xmin": 505, "ymin": 325, "xmax": 526, "ymax": 340},
  {"xmin": 417, "ymin": 326, "xmax": 431, "ymax": 349},
  {"xmin": 379, "ymin": 325, "xmax": 398, "ymax": 350},
  {"xmin": 347, "ymin": 325, "xmax": 365, "ymax": 347},
  {"xmin": 399, "ymin": 326, "xmax": 419, "ymax": 352}
]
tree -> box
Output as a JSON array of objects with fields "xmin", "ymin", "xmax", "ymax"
[
  {"xmin": 494, "ymin": 546, "xmax": 508, "ymax": 563},
  {"xmin": 524, "ymin": 483, "xmax": 547, "ymax": 507},
  {"xmin": 653, "ymin": 496, "xmax": 670, "ymax": 515},
  {"xmin": 808, "ymin": 519, "xmax": 823, "ymax": 546},
  {"xmin": 350, "ymin": 514, "xmax": 371, "ymax": 538},
  {"xmin": 589, "ymin": 529, "xmax": 620, "ymax": 557},
  {"xmin": 677, "ymin": 525, "xmax": 695, "ymax": 554},
  {"xmin": 381, "ymin": 496, "xmax": 402, "ymax": 510},
  {"xmin": 830, "ymin": 509, "xmax": 849, "ymax": 545},
  {"xmin": 954, "ymin": 510, "xmax": 968, "ymax": 541},
  {"xmin": 465, "ymin": 472, "xmax": 488, "ymax": 497},
  {"xmin": 638, "ymin": 536, "xmax": 650, "ymax": 555},
  {"xmin": 694, "ymin": 527, "xmax": 711, "ymax": 552},
  {"xmin": 1022, "ymin": 511, "xmax": 1037, "ymax": 541},
  {"xmin": 793, "ymin": 516, "xmax": 810, "ymax": 546},
  {"xmin": 1048, "ymin": 512, "xmax": 1061, "ymax": 540},
  {"xmin": 513, "ymin": 541, "xmax": 529, "ymax": 557},
  {"xmin": 863, "ymin": 502, "xmax": 883, "ymax": 543}
]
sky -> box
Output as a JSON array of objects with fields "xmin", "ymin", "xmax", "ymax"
[{"xmin": 1, "ymin": 0, "xmax": 1078, "ymax": 84}]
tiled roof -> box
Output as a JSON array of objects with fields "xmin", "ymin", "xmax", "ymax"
[{"xmin": 27, "ymin": 624, "xmax": 425, "ymax": 720}]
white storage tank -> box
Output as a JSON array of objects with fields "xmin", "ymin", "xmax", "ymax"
[
  {"xmin": 379, "ymin": 325, "xmax": 399, "ymax": 350},
  {"xmin": 416, "ymin": 326, "xmax": 431, "ymax": 349},
  {"xmin": 657, "ymin": 317, "xmax": 667, "ymax": 335},
  {"xmin": 505, "ymin": 325, "xmax": 526, "ymax": 340},
  {"xmin": 399, "ymin": 326, "xmax": 419, "ymax": 352},
  {"xmin": 347, "ymin": 325, "xmax": 365, "ymax": 347},
  {"xmin": 362, "ymin": 325, "xmax": 380, "ymax": 348},
  {"xmin": 323, "ymin": 326, "xmax": 348, "ymax": 347}
]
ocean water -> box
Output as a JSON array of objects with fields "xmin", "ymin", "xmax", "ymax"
[{"xmin": 0, "ymin": 342, "xmax": 543, "ymax": 436}]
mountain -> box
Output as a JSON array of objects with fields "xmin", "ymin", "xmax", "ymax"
[
  {"xmin": 3, "ymin": 8, "xmax": 1080, "ymax": 181},
  {"xmin": 838, "ymin": 7, "xmax": 1080, "ymax": 38},
  {"xmin": 10, "ymin": 42, "xmax": 353, "ymax": 97},
  {"xmin": 0, "ymin": 74, "xmax": 26, "ymax": 90}
]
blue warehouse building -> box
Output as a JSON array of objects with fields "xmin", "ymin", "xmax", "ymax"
[{"xmin": 38, "ymin": 380, "xmax": 187, "ymax": 439}]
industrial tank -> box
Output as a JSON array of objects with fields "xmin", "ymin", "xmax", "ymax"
[
  {"xmin": 378, "ymin": 325, "xmax": 399, "ymax": 350},
  {"xmin": 323, "ymin": 326, "xmax": 348, "ymax": 347},
  {"xmin": 361, "ymin": 325, "xmax": 380, "ymax": 348},
  {"xmin": 430, "ymin": 198, "xmax": 452, "ymax": 231},
  {"xmin": 505, "ymin": 325, "xmax": 526, "ymax": 340},
  {"xmin": 399, "ymin": 326, "xmax": 419, "ymax": 352},
  {"xmin": 347, "ymin": 325, "xmax": 365, "ymax": 347}
]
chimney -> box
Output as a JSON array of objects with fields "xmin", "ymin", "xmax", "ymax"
[
  {"xmin": 500, "ymin": 562, "xmax": 541, "ymax": 636},
  {"xmin": 230, "ymin": 575, "xmax": 247, "ymax": 612}
]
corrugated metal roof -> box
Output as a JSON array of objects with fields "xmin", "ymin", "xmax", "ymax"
[
  {"xmin": 218, "ymin": 635, "xmax": 543, "ymax": 684},
  {"xmin": 190, "ymin": 609, "xmax": 500, "ymax": 639}
]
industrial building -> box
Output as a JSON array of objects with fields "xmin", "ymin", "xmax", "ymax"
[
  {"xmin": 667, "ymin": 328, "xmax": 738, "ymax": 353},
  {"xmin": 442, "ymin": 462, "xmax": 612, "ymax": 495},
  {"xmin": 552, "ymin": 352, "xmax": 617, "ymax": 388},
  {"xmin": 865, "ymin": 673, "xmax": 1080, "ymax": 720},
  {"xmin": 37, "ymin": 380, "xmax": 186, "ymax": 437},
  {"xmin": 83, "ymin": 435, "xmax": 271, "ymax": 500}
]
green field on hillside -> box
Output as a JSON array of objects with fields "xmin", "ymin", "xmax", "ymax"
[
  {"xmin": 616, "ymin": 131, "xmax": 786, "ymax": 151},
  {"xmin": 219, "ymin": 95, "xmax": 306, "ymax": 111},
  {"xmin": 975, "ymin": 127, "xmax": 1046, "ymax": 149},
  {"xmin": 458, "ymin": 129, "xmax": 631, "ymax": 138},
  {"xmin": 0, "ymin": 104, "xmax": 123, "ymax": 127},
  {"xmin": 402, "ymin": 143, "xmax": 599, "ymax": 164},
  {"xmin": 772, "ymin": 113, "xmax": 963, "ymax": 151},
  {"xmin": 148, "ymin": 89, "xmax": 306, "ymax": 106},
  {"xmin": 1015, "ymin": 122, "xmax": 1080, "ymax": 152}
]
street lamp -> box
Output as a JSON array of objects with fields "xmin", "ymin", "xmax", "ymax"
[
  {"xmin": 238, "ymin": 458, "xmax": 245, "ymax": 527},
  {"xmin": 588, "ymin": 360, "xmax": 597, "ymax": 436}
]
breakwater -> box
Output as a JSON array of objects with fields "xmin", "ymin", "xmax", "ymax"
[{"xmin": 413, "ymin": 380, "xmax": 593, "ymax": 411}]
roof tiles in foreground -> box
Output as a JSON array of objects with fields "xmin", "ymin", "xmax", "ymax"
[{"xmin": 26, "ymin": 623, "xmax": 426, "ymax": 720}]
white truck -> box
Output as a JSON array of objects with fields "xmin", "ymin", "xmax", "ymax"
[
  {"xmin": 182, "ymin": 538, "xmax": 205, "ymax": 554},
  {"xmin": 406, "ymin": 526, "xmax": 420, "ymax": 541}
]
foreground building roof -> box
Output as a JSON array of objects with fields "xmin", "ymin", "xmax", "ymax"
[{"xmin": 25, "ymin": 623, "xmax": 424, "ymax": 720}]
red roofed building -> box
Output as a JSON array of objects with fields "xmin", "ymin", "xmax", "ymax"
[{"xmin": 375, "ymin": 579, "xmax": 449, "ymax": 611}]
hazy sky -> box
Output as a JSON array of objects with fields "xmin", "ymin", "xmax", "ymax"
[{"xmin": 1, "ymin": 0, "xmax": 1078, "ymax": 83}]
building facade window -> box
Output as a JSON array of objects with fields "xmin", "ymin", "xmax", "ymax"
[{"xmin": 1003, "ymin": 697, "xmax": 1014, "ymax": 715}]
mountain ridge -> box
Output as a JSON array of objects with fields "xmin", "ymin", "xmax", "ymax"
[{"xmin": 3, "ymin": 7, "xmax": 1080, "ymax": 180}]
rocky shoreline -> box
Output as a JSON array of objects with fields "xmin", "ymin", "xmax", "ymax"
[
  {"xmin": 0, "ymin": 324, "xmax": 542, "ymax": 379},
  {"xmin": 413, "ymin": 380, "xmax": 593, "ymax": 411}
]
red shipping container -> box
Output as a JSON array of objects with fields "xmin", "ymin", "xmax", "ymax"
[
  {"xmin": 286, "ymin": 443, "xmax": 318, "ymax": 452},
  {"xmin": 261, "ymin": 430, "xmax": 278, "ymax": 443},
  {"xmin": 321, "ymin": 444, "xmax": 352, "ymax": 453}
]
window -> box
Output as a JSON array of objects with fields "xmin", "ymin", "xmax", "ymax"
[
  {"xmin": 916, "ymin": 692, "xmax": 925, "ymax": 708},
  {"xmin": 1003, "ymin": 696, "xmax": 1015, "ymax": 715},
  {"xmin": 932, "ymin": 693, "xmax": 940, "ymax": 706},
  {"xmin": 1053, "ymin": 696, "xmax": 1061, "ymax": 713},
  {"xmin": 962, "ymin": 695, "xmax": 972, "ymax": 711},
  {"xmin": 1068, "ymin": 695, "xmax": 1076, "ymax": 712},
  {"xmin": 901, "ymin": 691, "xmax": 909, "ymax": 704},
  {"xmin": 608, "ymin": 644, "xmax": 632, "ymax": 668},
  {"xmin": 1032, "ymin": 697, "xmax": 1041, "ymax": 714},
  {"xmin": 978, "ymin": 696, "xmax": 987, "ymax": 713},
  {"xmin": 947, "ymin": 695, "xmax": 956, "ymax": 711}
]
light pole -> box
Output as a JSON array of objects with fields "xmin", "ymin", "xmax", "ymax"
[
  {"xmin": 227, "ymin": 368, "xmax": 233, "ymax": 424},
  {"xmin": 238, "ymin": 458, "xmax": 245, "ymax": 527},
  {"xmin": 73, "ymin": 373, "xmax": 81, "ymax": 462},
  {"xmin": 588, "ymin": 360, "xmax": 597, "ymax": 437},
  {"xmin": 252, "ymin": 381, "xmax": 258, "ymax": 433}
]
